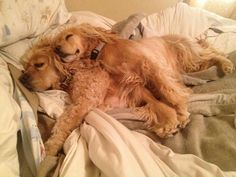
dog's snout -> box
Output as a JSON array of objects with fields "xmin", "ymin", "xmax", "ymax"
[
  {"xmin": 55, "ymin": 45, "xmax": 61, "ymax": 54},
  {"xmin": 76, "ymin": 49, "xmax": 80, "ymax": 54},
  {"xmin": 19, "ymin": 73, "xmax": 30, "ymax": 84},
  {"xmin": 19, "ymin": 73, "xmax": 34, "ymax": 90}
]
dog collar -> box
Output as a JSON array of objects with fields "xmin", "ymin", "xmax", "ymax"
[{"xmin": 90, "ymin": 42, "xmax": 105, "ymax": 60}]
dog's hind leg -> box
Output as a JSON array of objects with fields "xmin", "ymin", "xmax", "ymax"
[
  {"xmin": 163, "ymin": 35, "xmax": 234, "ymax": 74},
  {"xmin": 134, "ymin": 87, "xmax": 180, "ymax": 137},
  {"xmin": 198, "ymin": 50, "xmax": 234, "ymax": 74},
  {"xmin": 175, "ymin": 38, "xmax": 234, "ymax": 74}
]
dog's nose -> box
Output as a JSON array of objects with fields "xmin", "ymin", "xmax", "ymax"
[
  {"xmin": 76, "ymin": 49, "xmax": 80, "ymax": 54},
  {"xmin": 19, "ymin": 73, "xmax": 30, "ymax": 84},
  {"xmin": 55, "ymin": 45, "xmax": 61, "ymax": 54}
]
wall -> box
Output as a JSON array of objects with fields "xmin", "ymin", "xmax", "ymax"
[{"xmin": 64, "ymin": 0, "xmax": 180, "ymax": 21}]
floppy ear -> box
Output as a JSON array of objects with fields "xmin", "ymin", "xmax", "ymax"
[
  {"xmin": 52, "ymin": 55, "xmax": 69, "ymax": 77},
  {"xmin": 21, "ymin": 36, "xmax": 54, "ymax": 67},
  {"xmin": 52, "ymin": 55, "xmax": 73, "ymax": 89},
  {"xmin": 35, "ymin": 36, "xmax": 53, "ymax": 48}
]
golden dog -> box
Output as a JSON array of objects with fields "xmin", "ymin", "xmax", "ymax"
[
  {"xmin": 20, "ymin": 24, "xmax": 233, "ymax": 155},
  {"xmin": 53, "ymin": 23, "xmax": 234, "ymax": 130}
]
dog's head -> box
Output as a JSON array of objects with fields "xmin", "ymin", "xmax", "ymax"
[
  {"xmin": 20, "ymin": 38, "xmax": 68, "ymax": 92},
  {"xmin": 54, "ymin": 23, "xmax": 117, "ymax": 62}
]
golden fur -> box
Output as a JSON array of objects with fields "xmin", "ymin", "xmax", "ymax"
[{"xmin": 20, "ymin": 24, "xmax": 234, "ymax": 156}]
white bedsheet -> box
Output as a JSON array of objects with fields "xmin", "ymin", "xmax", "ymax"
[
  {"xmin": 60, "ymin": 109, "xmax": 236, "ymax": 177},
  {"xmin": 1, "ymin": 38, "xmax": 45, "ymax": 177},
  {"xmin": 0, "ymin": 58, "xmax": 20, "ymax": 177}
]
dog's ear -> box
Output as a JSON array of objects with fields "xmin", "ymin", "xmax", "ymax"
[
  {"xmin": 52, "ymin": 55, "xmax": 69, "ymax": 77},
  {"xmin": 21, "ymin": 37, "xmax": 54, "ymax": 67},
  {"xmin": 35, "ymin": 36, "xmax": 53, "ymax": 48}
]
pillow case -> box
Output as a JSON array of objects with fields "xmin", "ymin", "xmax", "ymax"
[
  {"xmin": 68, "ymin": 11, "xmax": 115, "ymax": 29},
  {"xmin": 0, "ymin": 0, "xmax": 70, "ymax": 47}
]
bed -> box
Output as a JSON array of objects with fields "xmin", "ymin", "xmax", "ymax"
[{"xmin": 0, "ymin": 1, "xmax": 236, "ymax": 177}]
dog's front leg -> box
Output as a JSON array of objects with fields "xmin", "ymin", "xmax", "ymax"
[
  {"xmin": 44, "ymin": 103, "xmax": 92, "ymax": 156},
  {"xmin": 147, "ymin": 67, "xmax": 191, "ymax": 128},
  {"xmin": 134, "ymin": 87, "xmax": 179, "ymax": 137}
]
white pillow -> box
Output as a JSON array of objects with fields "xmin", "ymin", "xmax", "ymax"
[
  {"xmin": 68, "ymin": 11, "xmax": 115, "ymax": 29},
  {"xmin": 0, "ymin": 0, "xmax": 71, "ymax": 47}
]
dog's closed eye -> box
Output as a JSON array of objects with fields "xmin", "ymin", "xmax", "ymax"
[
  {"xmin": 65, "ymin": 34, "xmax": 73, "ymax": 40},
  {"xmin": 34, "ymin": 63, "xmax": 45, "ymax": 69}
]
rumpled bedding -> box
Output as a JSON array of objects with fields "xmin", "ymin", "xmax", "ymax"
[
  {"xmin": 161, "ymin": 51, "xmax": 236, "ymax": 171},
  {"xmin": 1, "ymin": 2, "xmax": 236, "ymax": 177},
  {"xmin": 0, "ymin": 59, "xmax": 20, "ymax": 177},
  {"xmin": 59, "ymin": 109, "xmax": 235, "ymax": 177}
]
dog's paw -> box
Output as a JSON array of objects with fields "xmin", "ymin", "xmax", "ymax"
[
  {"xmin": 178, "ymin": 116, "xmax": 190, "ymax": 129},
  {"xmin": 222, "ymin": 60, "xmax": 234, "ymax": 74},
  {"xmin": 176, "ymin": 112, "xmax": 190, "ymax": 129},
  {"xmin": 133, "ymin": 105, "xmax": 161, "ymax": 128},
  {"xmin": 151, "ymin": 116, "xmax": 181, "ymax": 138},
  {"xmin": 178, "ymin": 117, "xmax": 190, "ymax": 130},
  {"xmin": 152, "ymin": 122, "xmax": 180, "ymax": 138},
  {"xmin": 174, "ymin": 103, "xmax": 190, "ymax": 129}
]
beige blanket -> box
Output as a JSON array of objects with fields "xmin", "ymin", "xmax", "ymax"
[{"xmin": 161, "ymin": 51, "xmax": 236, "ymax": 171}]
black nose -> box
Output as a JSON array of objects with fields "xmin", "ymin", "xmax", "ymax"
[
  {"xmin": 54, "ymin": 45, "xmax": 61, "ymax": 54},
  {"xmin": 19, "ymin": 73, "xmax": 30, "ymax": 84},
  {"xmin": 76, "ymin": 49, "xmax": 80, "ymax": 54}
]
